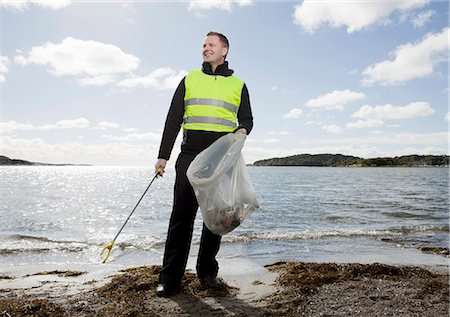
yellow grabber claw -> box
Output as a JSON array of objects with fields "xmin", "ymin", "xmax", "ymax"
[
  {"xmin": 100, "ymin": 239, "xmax": 115, "ymax": 263},
  {"xmin": 101, "ymin": 171, "xmax": 160, "ymax": 263}
]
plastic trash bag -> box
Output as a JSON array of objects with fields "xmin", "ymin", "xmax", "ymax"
[{"xmin": 187, "ymin": 133, "xmax": 259, "ymax": 235}]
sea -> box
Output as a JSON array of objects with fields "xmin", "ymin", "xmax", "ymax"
[{"xmin": 1, "ymin": 166, "xmax": 449, "ymax": 283}]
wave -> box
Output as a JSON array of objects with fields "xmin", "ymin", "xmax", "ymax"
[
  {"xmin": 1, "ymin": 225, "xmax": 447, "ymax": 254},
  {"xmin": 221, "ymin": 225, "xmax": 449, "ymax": 244},
  {"xmin": 4, "ymin": 234, "xmax": 82, "ymax": 245}
]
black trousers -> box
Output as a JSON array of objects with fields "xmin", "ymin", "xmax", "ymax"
[{"xmin": 159, "ymin": 152, "xmax": 222, "ymax": 286}]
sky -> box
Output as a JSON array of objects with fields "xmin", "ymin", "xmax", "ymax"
[{"xmin": 1, "ymin": 0, "xmax": 449, "ymax": 166}]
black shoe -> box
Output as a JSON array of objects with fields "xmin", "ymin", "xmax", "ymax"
[
  {"xmin": 155, "ymin": 283, "xmax": 178, "ymax": 297},
  {"xmin": 200, "ymin": 276, "xmax": 221, "ymax": 289}
]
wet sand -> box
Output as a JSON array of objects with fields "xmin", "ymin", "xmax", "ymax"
[{"xmin": 1, "ymin": 260, "xmax": 448, "ymax": 317}]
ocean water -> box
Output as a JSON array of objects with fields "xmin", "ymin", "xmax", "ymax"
[{"xmin": 1, "ymin": 166, "xmax": 449, "ymax": 279}]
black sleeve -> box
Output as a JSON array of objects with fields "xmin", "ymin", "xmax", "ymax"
[
  {"xmin": 157, "ymin": 78, "xmax": 186, "ymax": 160},
  {"xmin": 236, "ymin": 83, "xmax": 254, "ymax": 134}
]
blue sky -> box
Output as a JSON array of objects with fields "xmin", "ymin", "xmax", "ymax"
[{"xmin": 1, "ymin": 0, "xmax": 448, "ymax": 165}]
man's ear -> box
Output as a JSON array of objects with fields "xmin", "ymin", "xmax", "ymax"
[{"xmin": 222, "ymin": 47, "xmax": 229, "ymax": 58}]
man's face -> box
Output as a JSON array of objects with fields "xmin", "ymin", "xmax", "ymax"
[{"xmin": 202, "ymin": 35, "xmax": 228, "ymax": 65}]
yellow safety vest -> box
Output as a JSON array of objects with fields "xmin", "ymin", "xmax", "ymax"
[{"xmin": 183, "ymin": 69, "xmax": 244, "ymax": 132}]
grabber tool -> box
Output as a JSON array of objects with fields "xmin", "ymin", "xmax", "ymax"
[{"xmin": 101, "ymin": 169, "xmax": 161, "ymax": 263}]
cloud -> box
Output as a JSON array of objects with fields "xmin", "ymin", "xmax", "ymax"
[
  {"xmin": 352, "ymin": 102, "xmax": 435, "ymax": 120},
  {"xmin": 269, "ymin": 131, "xmax": 290, "ymax": 135},
  {"xmin": 283, "ymin": 108, "xmax": 303, "ymax": 119},
  {"xmin": 94, "ymin": 121, "xmax": 121, "ymax": 130},
  {"xmin": 15, "ymin": 37, "xmax": 139, "ymax": 85},
  {"xmin": 362, "ymin": 27, "xmax": 449, "ymax": 86},
  {"xmin": 322, "ymin": 131, "xmax": 448, "ymax": 147},
  {"xmin": 188, "ymin": 0, "xmax": 252, "ymax": 13},
  {"xmin": 263, "ymin": 138, "xmax": 280, "ymax": 144},
  {"xmin": 102, "ymin": 132, "xmax": 161, "ymax": 142},
  {"xmin": 322, "ymin": 125, "xmax": 343, "ymax": 134},
  {"xmin": 1, "ymin": 135, "xmax": 161, "ymax": 166},
  {"xmin": 1, "ymin": 120, "xmax": 35, "ymax": 133},
  {"xmin": 0, "ymin": 0, "xmax": 71, "ymax": 11},
  {"xmin": 445, "ymin": 112, "xmax": 450, "ymax": 122},
  {"xmin": 293, "ymin": 1, "xmax": 429, "ymax": 33},
  {"xmin": 39, "ymin": 118, "xmax": 90, "ymax": 130},
  {"xmin": 2, "ymin": 118, "xmax": 90, "ymax": 133},
  {"xmin": 117, "ymin": 67, "xmax": 187, "ymax": 90},
  {"xmin": 346, "ymin": 119, "xmax": 384, "ymax": 129},
  {"xmin": 0, "ymin": 56, "xmax": 9, "ymax": 82},
  {"xmin": 78, "ymin": 74, "xmax": 117, "ymax": 86},
  {"xmin": 412, "ymin": 10, "xmax": 435, "ymax": 28},
  {"xmin": 305, "ymin": 89, "xmax": 365, "ymax": 111}
]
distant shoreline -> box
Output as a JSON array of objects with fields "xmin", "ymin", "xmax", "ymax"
[
  {"xmin": 0, "ymin": 155, "xmax": 91, "ymax": 166},
  {"xmin": 248, "ymin": 164, "xmax": 449, "ymax": 168},
  {"xmin": 252, "ymin": 153, "xmax": 449, "ymax": 168}
]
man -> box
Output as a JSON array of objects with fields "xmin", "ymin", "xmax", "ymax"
[{"xmin": 154, "ymin": 31, "xmax": 253, "ymax": 297}]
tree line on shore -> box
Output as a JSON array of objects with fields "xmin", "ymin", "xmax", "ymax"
[
  {"xmin": 252, "ymin": 154, "xmax": 449, "ymax": 167},
  {"xmin": 0, "ymin": 155, "xmax": 90, "ymax": 166}
]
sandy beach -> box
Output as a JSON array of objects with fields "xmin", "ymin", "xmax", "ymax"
[{"xmin": 1, "ymin": 258, "xmax": 448, "ymax": 317}]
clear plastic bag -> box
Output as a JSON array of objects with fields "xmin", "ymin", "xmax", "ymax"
[{"xmin": 187, "ymin": 133, "xmax": 259, "ymax": 235}]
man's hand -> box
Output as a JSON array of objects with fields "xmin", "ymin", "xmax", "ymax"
[
  {"xmin": 155, "ymin": 158, "xmax": 167, "ymax": 177},
  {"xmin": 235, "ymin": 128, "xmax": 247, "ymax": 135}
]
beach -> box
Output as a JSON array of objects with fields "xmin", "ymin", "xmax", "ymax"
[
  {"xmin": 1, "ymin": 257, "xmax": 449, "ymax": 317},
  {"xmin": 1, "ymin": 166, "xmax": 448, "ymax": 315}
]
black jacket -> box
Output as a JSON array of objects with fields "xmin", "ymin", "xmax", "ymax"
[{"xmin": 157, "ymin": 62, "xmax": 254, "ymax": 160}]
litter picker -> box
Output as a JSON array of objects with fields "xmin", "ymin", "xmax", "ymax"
[{"xmin": 101, "ymin": 170, "xmax": 160, "ymax": 263}]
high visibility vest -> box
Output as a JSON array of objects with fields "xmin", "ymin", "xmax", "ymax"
[{"xmin": 183, "ymin": 69, "xmax": 244, "ymax": 132}]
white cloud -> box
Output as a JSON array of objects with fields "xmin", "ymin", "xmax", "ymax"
[
  {"xmin": 39, "ymin": 118, "xmax": 90, "ymax": 130},
  {"xmin": 305, "ymin": 89, "xmax": 365, "ymax": 110},
  {"xmin": 293, "ymin": 1, "xmax": 429, "ymax": 33},
  {"xmin": 95, "ymin": 121, "xmax": 121, "ymax": 130},
  {"xmin": 352, "ymin": 102, "xmax": 435, "ymax": 120},
  {"xmin": 269, "ymin": 131, "xmax": 290, "ymax": 135},
  {"xmin": 0, "ymin": 56, "xmax": 9, "ymax": 82},
  {"xmin": 2, "ymin": 118, "xmax": 90, "ymax": 133},
  {"xmin": 2, "ymin": 120, "xmax": 35, "ymax": 133},
  {"xmin": 188, "ymin": 0, "xmax": 253, "ymax": 13},
  {"xmin": 263, "ymin": 138, "xmax": 280, "ymax": 144},
  {"xmin": 445, "ymin": 112, "xmax": 450, "ymax": 122},
  {"xmin": 0, "ymin": 0, "xmax": 71, "ymax": 11},
  {"xmin": 322, "ymin": 124, "xmax": 343, "ymax": 134},
  {"xmin": 283, "ymin": 108, "xmax": 303, "ymax": 119},
  {"xmin": 346, "ymin": 119, "xmax": 384, "ymax": 129},
  {"xmin": 412, "ymin": 10, "xmax": 435, "ymax": 28},
  {"xmin": 117, "ymin": 67, "xmax": 187, "ymax": 90},
  {"xmin": 102, "ymin": 132, "xmax": 161, "ymax": 142},
  {"xmin": 78, "ymin": 74, "xmax": 117, "ymax": 86},
  {"xmin": 362, "ymin": 27, "xmax": 449, "ymax": 86},
  {"xmin": 15, "ymin": 37, "xmax": 139, "ymax": 84},
  {"xmin": 1, "ymin": 135, "xmax": 160, "ymax": 166},
  {"xmin": 322, "ymin": 131, "xmax": 448, "ymax": 147}
]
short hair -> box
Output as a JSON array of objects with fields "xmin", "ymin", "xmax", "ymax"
[
  {"xmin": 206, "ymin": 31, "xmax": 229, "ymax": 59},
  {"xmin": 206, "ymin": 31, "xmax": 229, "ymax": 49}
]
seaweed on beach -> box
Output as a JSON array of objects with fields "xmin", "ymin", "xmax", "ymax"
[
  {"xmin": 0, "ymin": 298, "xmax": 65, "ymax": 317},
  {"xmin": 261, "ymin": 262, "xmax": 449, "ymax": 317},
  {"xmin": 1, "ymin": 262, "xmax": 448, "ymax": 317},
  {"xmin": 28, "ymin": 270, "xmax": 87, "ymax": 277},
  {"xmin": 96, "ymin": 265, "xmax": 237, "ymax": 299},
  {"xmin": 420, "ymin": 246, "xmax": 450, "ymax": 256},
  {"xmin": 71, "ymin": 265, "xmax": 239, "ymax": 316}
]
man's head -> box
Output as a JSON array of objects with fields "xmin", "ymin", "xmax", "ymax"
[{"xmin": 202, "ymin": 31, "xmax": 229, "ymax": 68}]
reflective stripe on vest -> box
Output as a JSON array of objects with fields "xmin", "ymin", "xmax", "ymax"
[{"xmin": 183, "ymin": 69, "xmax": 244, "ymax": 132}]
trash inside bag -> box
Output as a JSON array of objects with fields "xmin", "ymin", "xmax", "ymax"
[{"xmin": 187, "ymin": 133, "xmax": 259, "ymax": 235}]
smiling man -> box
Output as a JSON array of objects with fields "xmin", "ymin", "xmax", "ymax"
[{"xmin": 154, "ymin": 31, "xmax": 254, "ymax": 297}]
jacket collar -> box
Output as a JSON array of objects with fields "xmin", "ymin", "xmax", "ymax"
[{"xmin": 202, "ymin": 61, "xmax": 234, "ymax": 77}]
